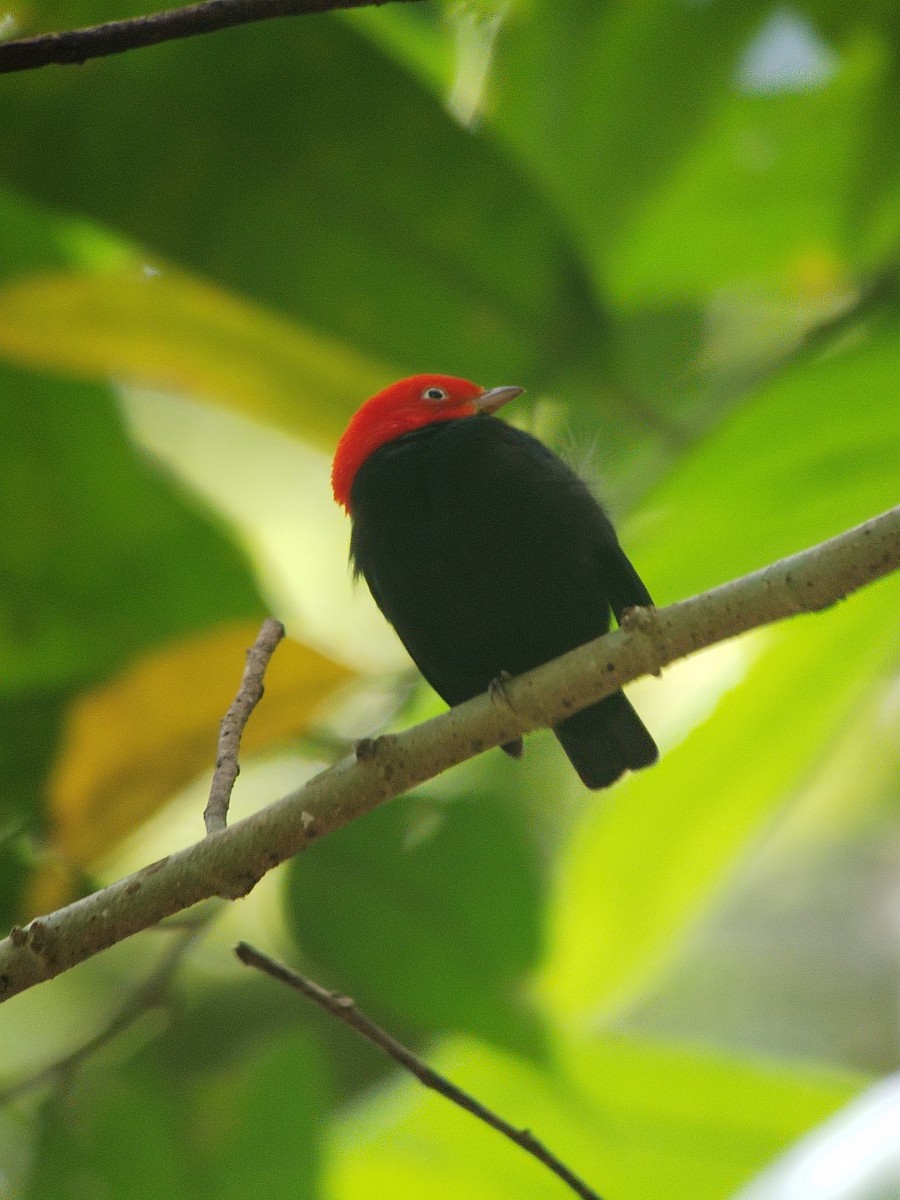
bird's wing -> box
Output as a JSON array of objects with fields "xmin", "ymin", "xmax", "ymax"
[{"xmin": 429, "ymin": 418, "xmax": 652, "ymax": 624}]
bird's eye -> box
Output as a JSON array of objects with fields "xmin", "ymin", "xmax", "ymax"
[{"xmin": 422, "ymin": 386, "xmax": 449, "ymax": 402}]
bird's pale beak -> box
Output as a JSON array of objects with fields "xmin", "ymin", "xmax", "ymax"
[{"xmin": 473, "ymin": 385, "xmax": 524, "ymax": 414}]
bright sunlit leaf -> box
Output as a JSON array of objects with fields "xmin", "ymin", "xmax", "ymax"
[
  {"xmin": 540, "ymin": 577, "xmax": 899, "ymax": 1023},
  {"xmin": 327, "ymin": 1032, "xmax": 863, "ymax": 1200},
  {"xmin": 0, "ymin": 268, "xmax": 387, "ymax": 450}
]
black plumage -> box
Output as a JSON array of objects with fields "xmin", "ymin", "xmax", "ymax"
[{"xmin": 348, "ymin": 414, "xmax": 657, "ymax": 788}]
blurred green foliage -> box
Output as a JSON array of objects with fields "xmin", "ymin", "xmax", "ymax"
[{"xmin": 0, "ymin": 1, "xmax": 898, "ymax": 1198}]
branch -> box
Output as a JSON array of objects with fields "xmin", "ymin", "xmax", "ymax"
[
  {"xmin": 236, "ymin": 942, "xmax": 604, "ymax": 1200},
  {"xmin": 204, "ymin": 617, "xmax": 285, "ymax": 834},
  {"xmin": 1, "ymin": 506, "xmax": 897, "ymax": 1003},
  {"xmin": 0, "ymin": 0, "xmax": 426, "ymax": 74}
]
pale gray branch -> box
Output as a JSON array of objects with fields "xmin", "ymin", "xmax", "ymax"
[{"xmin": 1, "ymin": 505, "xmax": 897, "ymax": 1004}]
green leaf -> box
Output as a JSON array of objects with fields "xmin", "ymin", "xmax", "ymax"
[
  {"xmin": 25, "ymin": 1062, "xmax": 191, "ymax": 1200},
  {"xmin": 0, "ymin": 12, "xmax": 604, "ymax": 391},
  {"xmin": 846, "ymin": 29, "xmax": 900, "ymax": 271},
  {"xmin": 490, "ymin": 0, "xmax": 775, "ymax": 295},
  {"xmin": 605, "ymin": 39, "xmax": 884, "ymax": 307},
  {"xmin": 541, "ymin": 580, "xmax": 898, "ymax": 1022},
  {"xmin": 0, "ymin": 690, "xmax": 65, "ymax": 923},
  {"xmin": 0, "ymin": 265, "xmax": 388, "ymax": 452},
  {"xmin": 0, "ymin": 363, "xmax": 264, "ymax": 696},
  {"xmin": 0, "ymin": 184, "xmax": 131, "ymax": 276},
  {"xmin": 0, "ymin": 185, "xmax": 391, "ymax": 449},
  {"xmin": 633, "ymin": 307, "xmax": 900, "ymax": 602},
  {"xmin": 538, "ymin": 308, "xmax": 900, "ymax": 1020},
  {"xmin": 195, "ymin": 1029, "xmax": 325, "ymax": 1200},
  {"xmin": 284, "ymin": 790, "xmax": 545, "ymax": 1049}
]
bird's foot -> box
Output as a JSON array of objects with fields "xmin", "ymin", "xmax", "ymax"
[
  {"xmin": 489, "ymin": 669, "xmax": 515, "ymax": 713},
  {"xmin": 354, "ymin": 734, "xmax": 394, "ymax": 761},
  {"xmin": 620, "ymin": 605, "xmax": 663, "ymax": 677}
]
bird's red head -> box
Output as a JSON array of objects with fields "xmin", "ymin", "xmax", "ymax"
[{"xmin": 331, "ymin": 373, "xmax": 523, "ymax": 512}]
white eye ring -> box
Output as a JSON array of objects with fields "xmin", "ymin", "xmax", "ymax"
[{"xmin": 422, "ymin": 386, "xmax": 449, "ymax": 402}]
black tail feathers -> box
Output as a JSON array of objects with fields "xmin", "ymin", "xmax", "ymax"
[{"xmin": 554, "ymin": 691, "xmax": 657, "ymax": 790}]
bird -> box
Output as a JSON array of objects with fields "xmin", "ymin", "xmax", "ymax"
[{"xmin": 331, "ymin": 373, "xmax": 658, "ymax": 788}]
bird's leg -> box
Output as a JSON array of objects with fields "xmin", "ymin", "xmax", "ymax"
[{"xmin": 354, "ymin": 734, "xmax": 395, "ymax": 762}]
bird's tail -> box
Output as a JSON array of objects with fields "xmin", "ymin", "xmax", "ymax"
[{"xmin": 554, "ymin": 691, "xmax": 657, "ymax": 789}]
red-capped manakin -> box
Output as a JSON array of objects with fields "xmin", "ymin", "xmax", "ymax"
[{"xmin": 331, "ymin": 374, "xmax": 658, "ymax": 788}]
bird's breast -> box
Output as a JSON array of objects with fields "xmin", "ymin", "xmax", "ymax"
[{"xmin": 349, "ymin": 417, "xmax": 617, "ymax": 701}]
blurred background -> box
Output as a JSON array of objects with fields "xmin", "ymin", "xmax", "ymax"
[{"xmin": 0, "ymin": 1, "xmax": 898, "ymax": 1197}]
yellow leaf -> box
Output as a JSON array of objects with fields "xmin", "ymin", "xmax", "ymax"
[
  {"xmin": 47, "ymin": 620, "xmax": 355, "ymax": 868},
  {"xmin": 0, "ymin": 267, "xmax": 388, "ymax": 450}
]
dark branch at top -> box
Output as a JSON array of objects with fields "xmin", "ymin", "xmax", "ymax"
[{"xmin": 0, "ymin": 0, "xmax": 426, "ymax": 73}]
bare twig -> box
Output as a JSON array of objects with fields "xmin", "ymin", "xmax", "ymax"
[
  {"xmin": 0, "ymin": 506, "xmax": 897, "ymax": 1003},
  {"xmin": 0, "ymin": 614, "xmax": 281, "ymax": 1100},
  {"xmin": 235, "ymin": 941, "xmax": 604, "ymax": 1200},
  {"xmin": 204, "ymin": 617, "xmax": 285, "ymax": 835},
  {"xmin": 0, "ymin": 0, "xmax": 427, "ymax": 74}
]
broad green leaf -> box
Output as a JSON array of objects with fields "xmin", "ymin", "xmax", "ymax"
[
  {"xmin": 541, "ymin": 581, "xmax": 898, "ymax": 1023},
  {"xmin": 0, "ymin": 267, "xmax": 388, "ymax": 451},
  {"xmin": 0, "ymin": 11, "xmax": 605, "ymax": 390},
  {"xmin": 490, "ymin": 0, "xmax": 774, "ymax": 294},
  {"xmin": 846, "ymin": 31, "xmax": 900, "ymax": 271},
  {"xmin": 284, "ymin": 789, "xmax": 545, "ymax": 1050},
  {"xmin": 0, "ymin": 691, "xmax": 66, "ymax": 925},
  {"xmin": 538, "ymin": 309, "xmax": 900, "ymax": 1020},
  {"xmin": 605, "ymin": 40, "xmax": 884, "ymax": 307},
  {"xmin": 46, "ymin": 621, "xmax": 354, "ymax": 869},
  {"xmin": 194, "ymin": 1029, "xmax": 325, "ymax": 1200},
  {"xmin": 0, "ymin": 183, "xmax": 134, "ymax": 276},
  {"xmin": 344, "ymin": 3, "xmax": 451, "ymax": 96},
  {"xmin": 0, "ymin": 363, "xmax": 263, "ymax": 696},
  {"xmin": 0, "ymin": 693, "xmax": 65, "ymax": 827},
  {"xmin": 25, "ymin": 1061, "xmax": 191, "ymax": 1200},
  {"xmin": 0, "ymin": 837, "xmax": 31, "ymax": 931},
  {"xmin": 327, "ymin": 1032, "xmax": 862, "ymax": 1200},
  {"xmin": 633, "ymin": 307, "xmax": 900, "ymax": 604}
]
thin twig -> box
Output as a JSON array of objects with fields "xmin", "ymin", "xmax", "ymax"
[
  {"xmin": 0, "ymin": 506, "xmax": 897, "ymax": 1003},
  {"xmin": 204, "ymin": 617, "xmax": 285, "ymax": 835},
  {"xmin": 235, "ymin": 941, "xmax": 604, "ymax": 1200},
  {"xmin": 0, "ymin": 0, "xmax": 426, "ymax": 73}
]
